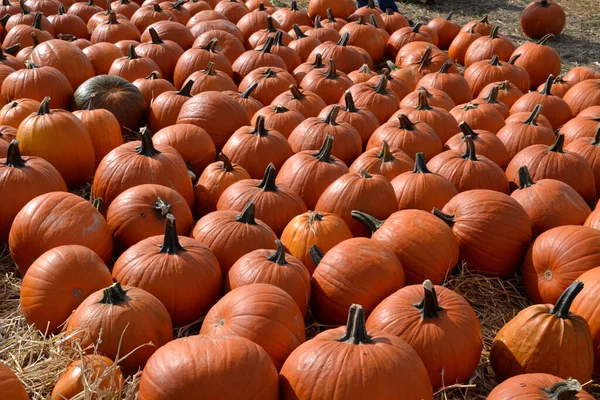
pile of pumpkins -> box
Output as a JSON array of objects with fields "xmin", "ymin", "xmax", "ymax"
[{"xmin": 0, "ymin": 0, "xmax": 599, "ymax": 398}]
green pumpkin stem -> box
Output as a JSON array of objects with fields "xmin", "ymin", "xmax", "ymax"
[
  {"xmin": 313, "ymin": 134, "xmax": 335, "ymax": 163},
  {"xmin": 542, "ymin": 378, "xmax": 583, "ymax": 400},
  {"xmin": 252, "ymin": 115, "xmax": 269, "ymax": 137},
  {"xmin": 236, "ymin": 200, "xmax": 257, "ymax": 224},
  {"xmin": 386, "ymin": 60, "xmax": 400, "ymax": 71},
  {"xmin": 292, "ymin": 24, "xmax": 307, "ymax": 39},
  {"xmin": 351, "ymin": 210, "xmax": 383, "ymax": 234},
  {"xmin": 461, "ymin": 135, "xmax": 478, "ymax": 161},
  {"xmin": 413, "ymin": 152, "xmax": 430, "ymax": 173},
  {"xmin": 537, "ymin": 33, "xmax": 554, "ymax": 46},
  {"xmin": 99, "ymin": 282, "xmax": 130, "ymax": 305},
  {"xmin": 309, "ymin": 245, "xmax": 323, "ymax": 266},
  {"xmin": 324, "ymin": 58, "xmax": 338, "ymax": 79},
  {"xmin": 550, "ymin": 281, "xmax": 584, "ymax": 319},
  {"xmin": 338, "ymin": 304, "xmax": 373, "ymax": 344},
  {"xmin": 337, "ymin": 32, "xmax": 350, "ymax": 47},
  {"xmin": 398, "ymin": 114, "xmax": 415, "ymax": 130},
  {"xmin": 548, "ymin": 133, "xmax": 565, "ymax": 153},
  {"xmin": 411, "ymin": 22, "xmax": 422, "ymax": 33},
  {"xmin": 379, "ymin": 140, "xmax": 395, "ymax": 162},
  {"xmin": 323, "ymin": 104, "xmax": 340, "ymax": 125},
  {"xmin": 517, "ymin": 165, "xmax": 536, "ymax": 189},
  {"xmin": 415, "ymin": 280, "xmax": 444, "ymax": 318},
  {"xmin": 177, "ymin": 79, "xmax": 194, "ymax": 97},
  {"xmin": 136, "ymin": 127, "xmax": 160, "ymax": 157},
  {"xmin": 257, "ymin": 163, "xmax": 278, "ymax": 192},
  {"xmin": 240, "ymin": 81, "xmax": 258, "ymax": 99},
  {"xmin": 524, "ymin": 104, "xmax": 543, "ymax": 125},
  {"xmin": 540, "ymin": 74, "xmax": 555, "ymax": 95},
  {"xmin": 159, "ymin": 214, "xmax": 184, "ymax": 254},
  {"xmin": 4, "ymin": 140, "xmax": 25, "ymax": 168},
  {"xmin": 267, "ymin": 239, "xmax": 288, "ymax": 265},
  {"xmin": 432, "ymin": 208, "xmax": 455, "ymax": 227},
  {"xmin": 148, "ymin": 27, "xmax": 163, "ymax": 44},
  {"xmin": 153, "ymin": 197, "xmax": 171, "ymax": 218},
  {"xmin": 37, "ymin": 96, "xmax": 51, "ymax": 115},
  {"xmin": 416, "ymin": 88, "xmax": 432, "ymax": 110}
]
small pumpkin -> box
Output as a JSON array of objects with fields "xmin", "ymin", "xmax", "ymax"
[
  {"xmin": 563, "ymin": 79, "xmax": 600, "ymax": 117},
  {"xmin": 252, "ymin": 104, "xmax": 304, "ymax": 138},
  {"xmin": 83, "ymin": 42, "xmax": 123, "ymax": 75},
  {"xmin": 386, "ymin": 23, "xmax": 433, "ymax": 59},
  {"xmin": 51, "ymin": 356, "xmax": 123, "ymax": 400},
  {"xmin": 563, "ymin": 66, "xmax": 600, "ymax": 85},
  {"xmin": 135, "ymin": 26, "xmax": 185, "ymax": 82},
  {"xmin": 565, "ymin": 126, "xmax": 600, "ymax": 198},
  {"xmin": 288, "ymin": 23, "xmax": 320, "ymax": 62},
  {"xmin": 464, "ymin": 55, "xmax": 528, "ymax": 97},
  {"xmin": 306, "ymin": 33, "xmax": 364, "ymax": 74},
  {"xmin": 448, "ymin": 24, "xmax": 480, "ymax": 66},
  {"xmin": 400, "ymin": 86, "xmax": 455, "ymax": 111},
  {"xmin": 0, "ymin": 98, "xmax": 40, "ymax": 128},
  {"xmin": 380, "ymin": 8, "xmax": 409, "ymax": 34},
  {"xmin": 238, "ymin": 65, "xmax": 295, "ymax": 105},
  {"xmin": 478, "ymin": 80, "xmax": 523, "ymax": 108},
  {"xmin": 416, "ymin": 60, "xmax": 472, "ymax": 105},
  {"xmin": 300, "ymin": 58, "xmax": 353, "ymax": 105},
  {"xmin": 427, "ymin": 11, "xmax": 460, "ymax": 50},
  {"xmin": 511, "ymin": 34, "xmax": 561, "ymax": 89},
  {"xmin": 349, "ymin": 141, "xmax": 412, "ymax": 181},
  {"xmin": 193, "ymin": 30, "xmax": 245, "ymax": 65},
  {"xmin": 340, "ymin": 75, "xmax": 399, "ymax": 124},
  {"xmin": 132, "ymin": 71, "xmax": 175, "ymax": 109},
  {"xmin": 497, "ymin": 104, "xmax": 556, "ymax": 159},
  {"xmin": 487, "ymin": 374, "xmax": 594, "ymax": 400},
  {"xmin": 147, "ymin": 80, "xmax": 191, "ymax": 131},
  {"xmin": 520, "ymin": 0, "xmax": 566, "ymax": 39},
  {"xmin": 173, "ymin": 37, "xmax": 233, "ymax": 89},
  {"xmin": 398, "ymin": 45, "xmax": 454, "ymax": 76},
  {"xmin": 270, "ymin": 84, "xmax": 326, "ymax": 117},
  {"xmin": 461, "ymin": 15, "xmax": 492, "ymax": 36},
  {"xmin": 450, "ymin": 101, "xmax": 505, "ymax": 133},
  {"xmin": 303, "ymin": 15, "xmax": 340, "ymax": 44},
  {"xmin": 464, "ymin": 25, "xmax": 516, "ymax": 66},
  {"xmin": 444, "ymin": 121, "xmax": 510, "ymax": 169}
]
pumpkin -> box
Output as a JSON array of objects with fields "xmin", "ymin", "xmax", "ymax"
[
  {"xmin": 292, "ymin": 52, "xmax": 326, "ymax": 83},
  {"xmin": 444, "ymin": 122, "xmax": 510, "ymax": 169},
  {"xmin": 130, "ymin": 3, "xmax": 170, "ymax": 33},
  {"xmin": 497, "ymin": 104, "xmax": 556, "ymax": 159},
  {"xmin": 306, "ymin": 33, "xmax": 364, "ymax": 74},
  {"xmin": 5, "ymin": 3, "xmax": 53, "ymax": 35},
  {"xmin": 0, "ymin": 98, "xmax": 40, "ymax": 128},
  {"xmin": 450, "ymin": 101, "xmax": 505, "ymax": 133},
  {"xmin": 0, "ymin": 141, "xmax": 66, "ymax": 242},
  {"xmin": 464, "ymin": 55, "xmax": 527, "ymax": 97},
  {"xmin": 111, "ymin": 0, "xmax": 140, "ymax": 18},
  {"xmin": 300, "ymin": 58, "xmax": 352, "ymax": 105},
  {"xmin": 3, "ymin": 12, "xmax": 53, "ymax": 49},
  {"xmin": 236, "ymin": 6, "xmax": 281, "ymax": 41},
  {"xmin": 511, "ymin": 34, "xmax": 561, "ymax": 89},
  {"xmin": 506, "ymin": 106, "xmax": 553, "ymax": 128},
  {"xmin": 173, "ymin": 38, "xmax": 232, "ymax": 89},
  {"xmin": 182, "ymin": 62, "xmax": 236, "ymax": 95},
  {"xmin": 160, "ymin": 0, "xmax": 190, "ymax": 24},
  {"xmin": 400, "ymin": 86, "xmax": 455, "ymax": 111},
  {"xmin": 537, "ymin": 74, "xmax": 573, "ymax": 98},
  {"xmin": 461, "ymin": 14, "xmax": 492, "ymax": 36},
  {"xmin": 14, "ymin": 31, "xmax": 41, "ymax": 64},
  {"xmin": 272, "ymin": 1, "xmax": 311, "ymax": 31},
  {"xmin": 21, "ymin": 245, "xmax": 113, "ymax": 334},
  {"xmin": 135, "ymin": 27, "xmax": 184, "ymax": 82},
  {"xmin": 176, "ymin": 90, "xmax": 251, "ymax": 151},
  {"xmin": 563, "ymin": 79, "xmax": 600, "ymax": 117},
  {"xmin": 349, "ymin": 141, "xmax": 412, "ymax": 181},
  {"xmin": 30, "ymin": 39, "xmax": 95, "ymax": 90},
  {"xmin": 192, "ymin": 200, "xmax": 277, "ymax": 274},
  {"xmin": 380, "ymin": 8, "xmax": 409, "ymax": 34},
  {"xmin": 579, "ymin": 106, "xmax": 600, "ymax": 118},
  {"xmin": 288, "ymin": 105, "xmax": 362, "ymax": 165},
  {"xmin": 221, "ymin": 115, "xmax": 293, "ymax": 178},
  {"xmin": 341, "ymin": 76, "xmax": 398, "ymax": 124},
  {"xmin": 270, "ymin": 84, "xmax": 325, "ymax": 117},
  {"xmin": 317, "ymin": 7, "xmax": 346, "ymax": 31},
  {"xmin": 0, "ymin": 0, "xmax": 20, "ymax": 18},
  {"xmin": 338, "ymin": 15, "xmax": 384, "ymax": 62},
  {"xmin": 471, "ymin": 84, "xmax": 510, "ymax": 118},
  {"xmin": 367, "ymin": 113, "xmax": 442, "ymax": 161},
  {"xmin": 491, "ymin": 281, "xmax": 593, "ymax": 382},
  {"xmin": 433, "ymin": 189, "xmax": 532, "ymax": 277},
  {"xmin": 448, "ymin": 24, "xmax": 480, "ymax": 66},
  {"xmin": 315, "ymin": 169, "xmax": 397, "ymax": 237},
  {"xmin": 386, "ymin": 23, "xmax": 433, "ymax": 59},
  {"xmin": 521, "ymin": 0, "xmax": 566, "ymax": 39},
  {"xmin": 189, "ymin": 19, "xmax": 244, "ymax": 43},
  {"xmin": 200, "ymin": 283, "xmax": 305, "ymax": 370},
  {"xmin": 193, "ymin": 30, "xmax": 245, "ymax": 65},
  {"xmin": 48, "ymin": 4, "xmax": 88, "ymax": 39},
  {"xmin": 507, "ymin": 54, "xmax": 536, "ymax": 97},
  {"xmin": 563, "ymin": 66, "xmax": 600, "ymax": 85},
  {"xmin": 288, "ymin": 24, "xmax": 320, "ymax": 62},
  {"xmin": 512, "ymin": 166, "xmax": 591, "ymax": 238},
  {"xmin": 268, "ymin": 30, "xmax": 301, "ymax": 71},
  {"xmin": 347, "ymin": 0, "xmax": 383, "ymax": 26},
  {"xmin": 0, "ymin": 124, "xmax": 16, "ymax": 142},
  {"xmin": 464, "ymin": 26, "xmax": 516, "ymax": 66},
  {"xmin": 505, "ymin": 134, "xmax": 596, "ymax": 207},
  {"xmin": 90, "ymin": 12, "xmax": 141, "ymax": 44},
  {"xmin": 487, "ymin": 374, "xmax": 594, "ymax": 400},
  {"xmin": 347, "ymin": 63, "xmax": 377, "ymax": 84},
  {"xmin": 479, "ymin": 80, "xmax": 523, "ymax": 108},
  {"xmin": 51, "ymin": 355, "xmax": 123, "ymax": 400},
  {"xmin": 566, "ymin": 127, "xmax": 600, "ymax": 198},
  {"xmin": 183, "ymin": 0, "xmax": 210, "ymax": 15},
  {"xmin": 147, "ymin": 80, "xmax": 191, "ymax": 131},
  {"xmin": 391, "ymin": 152, "xmax": 458, "ymax": 212},
  {"xmin": 67, "ymin": 0, "xmax": 102, "ymax": 24},
  {"xmin": 238, "ymin": 66, "xmax": 295, "ymax": 105},
  {"xmin": 398, "ymin": 45, "xmax": 454, "ymax": 76},
  {"xmin": 71, "ymin": 94, "xmax": 124, "ymax": 165},
  {"xmin": 366, "ymin": 69, "xmax": 410, "ymax": 103},
  {"xmin": 571, "ymin": 267, "xmax": 600, "ymax": 376},
  {"xmin": 9, "ymin": 192, "xmax": 113, "ymax": 275},
  {"xmin": 427, "ymin": 11, "xmax": 460, "ymax": 50},
  {"xmin": 307, "ymin": 0, "xmax": 355, "ymax": 20},
  {"xmin": 252, "ymin": 104, "xmax": 304, "ymax": 138},
  {"xmin": 83, "ymin": 42, "xmax": 123, "ymax": 75},
  {"xmin": 226, "ymin": 239, "xmax": 310, "ymax": 315},
  {"xmin": 302, "ymin": 16, "xmax": 341, "ymax": 44},
  {"xmin": 66, "ymin": 282, "xmax": 173, "ymax": 374},
  {"xmin": 0, "ymin": 362, "xmax": 29, "ymax": 400},
  {"xmin": 109, "ymin": 43, "xmax": 163, "ymax": 83},
  {"xmin": 246, "ymin": 15, "xmax": 291, "ymax": 50},
  {"xmin": 106, "ymin": 183, "xmax": 193, "ymax": 250},
  {"xmin": 138, "ymin": 335, "xmax": 278, "ymax": 400},
  {"xmin": 416, "ymin": 60, "xmax": 471, "ymax": 105},
  {"xmin": 74, "ymin": 74, "xmax": 146, "ymax": 132},
  {"xmin": 193, "ymin": 153, "xmax": 250, "ymax": 217},
  {"xmin": 223, "ymin": 83, "xmax": 264, "ymax": 119},
  {"xmin": 231, "ymin": 37, "xmax": 286, "ymax": 84},
  {"xmin": 366, "ymin": 280, "xmax": 481, "ymax": 390},
  {"xmin": 132, "ymin": 71, "xmax": 175, "ymax": 108}
]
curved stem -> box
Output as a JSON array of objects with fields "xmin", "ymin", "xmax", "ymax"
[
  {"xmin": 314, "ymin": 14, "xmax": 323, "ymax": 29},
  {"xmin": 517, "ymin": 165, "xmax": 536, "ymax": 189},
  {"xmin": 593, "ymin": 126, "xmax": 600, "ymax": 147},
  {"xmin": 548, "ymin": 134, "xmax": 565, "ymax": 153},
  {"xmin": 267, "ymin": 239, "xmax": 288, "ymax": 265},
  {"xmin": 550, "ymin": 281, "xmax": 584, "ymax": 319},
  {"xmin": 416, "ymin": 88, "xmax": 432, "ymax": 110},
  {"xmin": 177, "ymin": 79, "xmax": 194, "ymax": 97},
  {"xmin": 351, "ymin": 210, "xmax": 383, "ymax": 234},
  {"xmin": 343, "ymin": 90, "xmax": 358, "ymax": 112},
  {"xmin": 251, "ymin": 115, "xmax": 268, "ymax": 137},
  {"xmin": 540, "ymin": 74, "xmax": 555, "ymax": 95},
  {"xmin": 418, "ymin": 46, "xmax": 432, "ymax": 70},
  {"xmin": 323, "ymin": 104, "xmax": 339, "ymax": 125},
  {"xmin": 159, "ymin": 214, "xmax": 184, "ymax": 254},
  {"xmin": 543, "ymin": 379, "xmax": 583, "ymax": 400},
  {"xmin": 414, "ymin": 280, "xmax": 444, "ymax": 318},
  {"xmin": 240, "ymin": 81, "xmax": 258, "ymax": 99},
  {"xmin": 203, "ymin": 61, "xmax": 216, "ymax": 76},
  {"xmin": 37, "ymin": 96, "xmax": 50, "ymax": 115},
  {"xmin": 310, "ymin": 53, "xmax": 325, "ymax": 68},
  {"xmin": 537, "ymin": 33, "xmax": 554, "ymax": 46},
  {"xmin": 19, "ymin": 0, "xmax": 29, "ymax": 14},
  {"xmin": 4, "ymin": 140, "xmax": 25, "ymax": 168},
  {"xmin": 369, "ymin": 14, "xmax": 379, "ymax": 28},
  {"xmin": 374, "ymin": 75, "xmax": 388, "ymax": 94},
  {"xmin": 309, "ymin": 245, "xmax": 323, "ymax": 266},
  {"xmin": 292, "ymin": 24, "xmax": 307, "ymax": 39},
  {"xmin": 446, "ymin": 11, "xmax": 454, "ymax": 20},
  {"xmin": 274, "ymin": 30, "xmax": 285, "ymax": 46},
  {"xmin": 337, "ymin": 32, "xmax": 350, "ymax": 47},
  {"xmin": 218, "ymin": 152, "xmax": 234, "ymax": 171},
  {"xmin": 488, "ymin": 55, "xmax": 501, "ymax": 66},
  {"xmin": 480, "ymin": 14, "xmax": 489, "ymax": 24},
  {"xmin": 24, "ymin": 59, "xmax": 38, "ymax": 69},
  {"xmin": 145, "ymin": 71, "xmax": 160, "ymax": 80},
  {"xmin": 438, "ymin": 60, "xmax": 453, "ymax": 74},
  {"xmin": 413, "ymin": 152, "xmax": 430, "ymax": 173},
  {"xmin": 324, "ymin": 58, "xmax": 337, "ymax": 79},
  {"xmin": 273, "ymin": 105, "xmax": 288, "ymax": 114},
  {"xmin": 359, "ymin": 169, "xmax": 373, "ymax": 179},
  {"xmin": 201, "ymin": 37, "xmax": 218, "ymax": 52},
  {"xmin": 288, "ymin": 84, "xmax": 304, "ymax": 100},
  {"xmin": 148, "ymin": 27, "xmax": 163, "ymax": 44},
  {"xmin": 397, "ymin": 114, "xmax": 415, "ymax": 130},
  {"xmin": 489, "ymin": 25, "xmax": 499, "ymax": 38},
  {"xmin": 337, "ymin": 304, "xmax": 373, "ymax": 344},
  {"xmin": 508, "ymin": 53, "xmax": 521, "ymax": 65},
  {"xmin": 461, "ymin": 135, "xmax": 478, "ymax": 161},
  {"xmin": 99, "ymin": 282, "xmax": 130, "ymax": 305},
  {"xmin": 136, "ymin": 127, "xmax": 160, "ymax": 157},
  {"xmin": 411, "ymin": 22, "xmax": 422, "ymax": 33},
  {"xmin": 313, "ymin": 134, "xmax": 334, "ymax": 163},
  {"xmin": 326, "ymin": 8, "xmax": 335, "ymax": 22},
  {"xmin": 524, "ymin": 104, "xmax": 543, "ymax": 125},
  {"xmin": 432, "ymin": 208, "xmax": 455, "ymax": 227},
  {"xmin": 386, "ymin": 60, "xmax": 400, "ymax": 71},
  {"xmin": 378, "ymin": 140, "xmax": 395, "ymax": 162},
  {"xmin": 483, "ymin": 85, "xmax": 500, "ymax": 104},
  {"xmin": 236, "ymin": 200, "xmax": 257, "ymax": 224},
  {"xmin": 459, "ymin": 121, "xmax": 479, "ymax": 139},
  {"xmin": 257, "ymin": 162, "xmax": 278, "ymax": 192},
  {"xmin": 32, "ymin": 12, "xmax": 42, "ymax": 30}
]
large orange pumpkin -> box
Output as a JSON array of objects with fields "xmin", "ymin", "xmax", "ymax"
[
  {"xmin": 520, "ymin": 0, "xmax": 566, "ymax": 40},
  {"xmin": 31, "ymin": 39, "xmax": 95, "ymax": 90}
]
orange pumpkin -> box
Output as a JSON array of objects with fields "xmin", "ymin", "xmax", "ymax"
[
  {"xmin": 497, "ymin": 104, "xmax": 556, "ymax": 159},
  {"xmin": 444, "ymin": 122, "xmax": 510, "ymax": 169},
  {"xmin": 349, "ymin": 141, "xmax": 412, "ymax": 181},
  {"xmin": 148, "ymin": 80, "xmax": 193, "ymax": 132},
  {"xmin": 487, "ymin": 374, "xmax": 594, "ymax": 400},
  {"xmin": 51, "ymin": 355, "xmax": 123, "ymax": 400},
  {"xmin": 0, "ymin": 362, "xmax": 29, "ymax": 400}
]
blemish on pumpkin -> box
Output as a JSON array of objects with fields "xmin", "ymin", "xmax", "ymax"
[
  {"xmin": 544, "ymin": 270, "xmax": 553, "ymax": 281},
  {"xmin": 72, "ymin": 288, "xmax": 83, "ymax": 298},
  {"xmin": 218, "ymin": 318, "xmax": 226, "ymax": 327}
]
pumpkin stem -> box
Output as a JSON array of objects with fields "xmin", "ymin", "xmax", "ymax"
[
  {"xmin": 201, "ymin": 37, "xmax": 219, "ymax": 53},
  {"xmin": 218, "ymin": 152, "xmax": 234, "ymax": 171},
  {"xmin": 313, "ymin": 134, "xmax": 335, "ymax": 163},
  {"xmin": 432, "ymin": 208, "xmax": 455, "ymax": 227},
  {"xmin": 24, "ymin": 59, "xmax": 38, "ymax": 69},
  {"xmin": 593, "ymin": 126, "xmax": 600, "ymax": 146},
  {"xmin": 32, "ymin": 11, "xmax": 43, "ymax": 29},
  {"xmin": 152, "ymin": 2, "xmax": 161, "ymax": 11},
  {"xmin": 438, "ymin": 60, "xmax": 453, "ymax": 74},
  {"xmin": 323, "ymin": 104, "xmax": 340, "ymax": 125},
  {"xmin": 536, "ymin": 33, "xmax": 554, "ymax": 46},
  {"xmin": 418, "ymin": 47, "xmax": 433, "ymax": 70},
  {"xmin": 4, "ymin": 140, "xmax": 25, "ymax": 168},
  {"xmin": 488, "ymin": 55, "xmax": 501, "ymax": 66},
  {"xmin": 257, "ymin": 163, "xmax": 278, "ymax": 192},
  {"xmin": 351, "ymin": 210, "xmax": 383, "ymax": 234},
  {"xmin": 136, "ymin": 127, "xmax": 161, "ymax": 157},
  {"xmin": 483, "ymin": 85, "xmax": 501, "ymax": 104},
  {"xmin": 548, "ymin": 133, "xmax": 565, "ymax": 153},
  {"xmin": 267, "ymin": 239, "xmax": 288, "ymax": 265},
  {"xmin": 359, "ymin": 169, "xmax": 373, "ymax": 179},
  {"xmin": 292, "ymin": 24, "xmax": 307, "ymax": 39},
  {"xmin": 540, "ymin": 74, "xmax": 555, "ymax": 95},
  {"xmin": 273, "ymin": 105, "xmax": 288, "ymax": 114},
  {"xmin": 310, "ymin": 53, "xmax": 325, "ymax": 68},
  {"xmin": 274, "ymin": 29, "xmax": 286, "ymax": 46},
  {"xmin": 414, "ymin": 279, "xmax": 444, "ymax": 318},
  {"xmin": 18, "ymin": 0, "xmax": 28, "ymax": 14},
  {"xmin": 92, "ymin": 198, "xmax": 104, "ymax": 213},
  {"xmin": 148, "ymin": 27, "xmax": 163, "ymax": 44},
  {"xmin": 177, "ymin": 79, "xmax": 194, "ymax": 97},
  {"xmin": 459, "ymin": 121, "xmax": 479, "ymax": 139},
  {"xmin": 57, "ymin": 3, "xmax": 65, "ymax": 14},
  {"xmin": 145, "ymin": 71, "xmax": 160, "ymax": 80},
  {"xmin": 386, "ymin": 60, "xmax": 400, "ymax": 71},
  {"xmin": 5, "ymin": 44, "xmax": 19, "ymax": 56},
  {"xmin": 543, "ymin": 378, "xmax": 584, "ymax": 400},
  {"xmin": 520, "ymin": 105, "xmax": 543, "ymax": 126},
  {"xmin": 0, "ymin": 14, "xmax": 9, "ymax": 28},
  {"xmin": 416, "ymin": 88, "xmax": 432, "ymax": 110},
  {"xmin": 153, "ymin": 197, "xmax": 171, "ymax": 218},
  {"xmin": 446, "ymin": 11, "xmax": 454, "ymax": 20},
  {"xmin": 517, "ymin": 165, "xmax": 536, "ymax": 189},
  {"xmin": 385, "ymin": 8, "xmax": 394, "ymax": 15},
  {"xmin": 374, "ymin": 75, "xmax": 388, "ymax": 94},
  {"xmin": 358, "ymin": 64, "xmax": 372, "ymax": 74},
  {"xmin": 369, "ymin": 14, "xmax": 379, "ymax": 28},
  {"xmin": 497, "ymin": 80, "xmax": 510, "ymax": 91},
  {"xmin": 343, "ymin": 90, "xmax": 358, "ymax": 112},
  {"xmin": 411, "ymin": 22, "xmax": 422, "ymax": 33},
  {"xmin": 413, "ymin": 152, "xmax": 430, "ymax": 173},
  {"xmin": 236, "ymin": 200, "xmax": 257, "ymax": 224},
  {"xmin": 203, "ymin": 61, "xmax": 216, "ymax": 76},
  {"xmin": 337, "ymin": 304, "xmax": 373, "ymax": 344},
  {"xmin": 550, "ymin": 281, "xmax": 584, "ymax": 319},
  {"xmin": 159, "ymin": 214, "xmax": 184, "ymax": 254},
  {"xmin": 356, "ymin": 15, "xmax": 365, "ymax": 25},
  {"xmin": 309, "ymin": 245, "xmax": 323, "ymax": 266},
  {"xmin": 489, "ymin": 25, "xmax": 500, "ymax": 38},
  {"xmin": 99, "ymin": 282, "xmax": 130, "ymax": 305},
  {"xmin": 461, "ymin": 135, "xmax": 478, "ymax": 161},
  {"xmin": 480, "ymin": 14, "xmax": 489, "ymax": 24},
  {"xmin": 107, "ymin": 11, "xmax": 119, "ymax": 24},
  {"xmin": 127, "ymin": 44, "xmax": 140, "ymax": 59},
  {"xmin": 288, "ymin": 84, "xmax": 304, "ymax": 100},
  {"xmin": 326, "ymin": 8, "xmax": 335, "ymax": 22},
  {"xmin": 508, "ymin": 53, "xmax": 521, "ymax": 65},
  {"xmin": 540, "ymin": 0, "xmax": 550, "ymax": 6},
  {"xmin": 314, "ymin": 15, "xmax": 323, "ymax": 29},
  {"xmin": 290, "ymin": 0, "xmax": 298, "ymax": 11},
  {"xmin": 324, "ymin": 58, "xmax": 338, "ymax": 79},
  {"xmin": 397, "ymin": 114, "xmax": 415, "ymax": 130},
  {"xmin": 251, "ymin": 115, "xmax": 269, "ymax": 137},
  {"xmin": 37, "ymin": 96, "xmax": 51, "ymax": 115},
  {"xmin": 378, "ymin": 140, "xmax": 395, "ymax": 162},
  {"xmin": 260, "ymin": 36, "xmax": 275, "ymax": 54},
  {"xmin": 239, "ymin": 81, "xmax": 258, "ymax": 99},
  {"xmin": 337, "ymin": 32, "xmax": 350, "ymax": 47}
]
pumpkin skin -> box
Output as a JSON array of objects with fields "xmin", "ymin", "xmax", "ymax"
[
  {"xmin": 353, "ymin": 209, "xmax": 459, "ymax": 285},
  {"xmin": 217, "ymin": 163, "xmax": 307, "ymax": 236},
  {"xmin": 113, "ymin": 214, "xmax": 222, "ymax": 326},
  {"xmin": 464, "ymin": 55, "xmax": 528, "ymax": 97},
  {"xmin": 66, "ymin": 282, "xmax": 173, "ymax": 374},
  {"xmin": 505, "ymin": 134, "xmax": 597, "ymax": 207},
  {"xmin": 511, "ymin": 34, "xmax": 561, "ymax": 89},
  {"xmin": 201, "ymin": 283, "xmax": 305, "ymax": 370},
  {"xmin": 134, "ymin": 29, "xmax": 184, "ymax": 83},
  {"xmin": 561, "ymin": 114, "xmax": 600, "ymax": 145},
  {"xmin": 511, "ymin": 74, "xmax": 573, "ymax": 127},
  {"xmin": 9, "ymin": 192, "xmax": 113, "ymax": 275},
  {"xmin": 307, "ymin": 0, "xmax": 355, "ymax": 20},
  {"xmin": 566, "ymin": 127, "xmax": 600, "ymax": 198},
  {"xmin": 0, "ymin": 99, "xmax": 41, "ymax": 129},
  {"xmin": 3, "ymin": 13, "xmax": 54, "ymax": 49},
  {"xmin": 226, "ymin": 239, "xmax": 310, "ymax": 315},
  {"xmin": 192, "ymin": 201, "xmax": 278, "ymax": 275},
  {"xmin": 464, "ymin": 25, "xmax": 516, "ymax": 67},
  {"xmin": 193, "ymin": 30, "xmax": 245, "ymax": 65},
  {"xmin": 571, "ymin": 267, "xmax": 600, "ymax": 376},
  {"xmin": 434, "ymin": 189, "xmax": 532, "ymax": 277},
  {"xmin": 386, "ymin": 24, "xmax": 433, "ymax": 60},
  {"xmin": 487, "ymin": 374, "xmax": 595, "ymax": 400},
  {"xmin": 311, "ymin": 237, "xmax": 405, "ymax": 325},
  {"xmin": 92, "ymin": 129, "xmax": 194, "ymax": 208},
  {"xmin": 490, "ymin": 281, "xmax": 593, "ymax": 383},
  {"xmin": 288, "ymin": 24, "xmax": 321, "ymax": 62},
  {"xmin": 367, "ymin": 281, "xmax": 482, "ymax": 390},
  {"xmin": 106, "ymin": 184, "xmax": 194, "ymax": 251},
  {"xmin": 73, "ymin": 74, "xmax": 147, "ymax": 133},
  {"xmin": 280, "ymin": 304, "xmax": 433, "ymax": 400},
  {"xmin": 349, "ymin": 141, "xmax": 413, "ymax": 181},
  {"xmin": 563, "ymin": 79, "xmax": 600, "ymax": 117},
  {"xmin": 444, "ymin": 125, "xmax": 510, "ymax": 170},
  {"xmin": 238, "ymin": 66, "xmax": 293, "ymax": 105},
  {"xmin": 523, "ymin": 226, "xmax": 600, "ymax": 304},
  {"xmin": 51, "ymin": 355, "xmax": 123, "ymax": 400},
  {"xmin": 520, "ymin": 0, "xmax": 566, "ymax": 40},
  {"xmin": 108, "ymin": 44, "xmax": 162, "ymax": 83},
  {"xmin": 252, "ymin": 104, "xmax": 305, "ymax": 139},
  {"xmin": 148, "ymin": 81, "xmax": 192, "ymax": 132},
  {"xmin": 448, "ymin": 25, "xmax": 481, "ymax": 66},
  {"xmin": 479, "ymin": 80, "xmax": 524, "ymax": 109},
  {"xmin": 0, "ymin": 141, "xmax": 66, "ymax": 242},
  {"xmin": 139, "ymin": 335, "xmax": 278, "ymax": 400},
  {"xmin": 302, "ymin": 18, "xmax": 341, "ymax": 45},
  {"xmin": 563, "ymin": 66, "xmax": 600, "ymax": 86},
  {"xmin": 270, "ymin": 84, "xmax": 326, "ymax": 118},
  {"xmin": 401, "ymin": 86, "xmax": 455, "ymax": 112},
  {"xmin": 0, "ymin": 362, "xmax": 29, "ymax": 400},
  {"xmin": 497, "ymin": 104, "xmax": 556, "ymax": 159},
  {"xmin": 17, "ymin": 97, "xmax": 95, "ymax": 188},
  {"xmin": 83, "ymin": 42, "xmax": 124, "ymax": 75},
  {"xmin": 416, "ymin": 60, "xmax": 472, "ymax": 106},
  {"xmin": 300, "ymin": 58, "xmax": 353, "ymax": 106},
  {"xmin": 315, "ymin": 170, "xmax": 397, "ymax": 238},
  {"xmin": 21, "ymin": 245, "xmax": 113, "ymax": 335}
]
